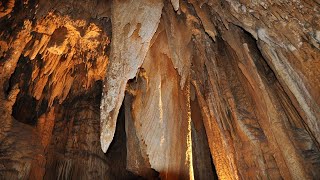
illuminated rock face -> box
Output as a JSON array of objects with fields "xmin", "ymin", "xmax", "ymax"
[
  {"xmin": 0, "ymin": 0, "xmax": 319, "ymax": 179},
  {"xmin": 0, "ymin": 0, "xmax": 112, "ymax": 179}
]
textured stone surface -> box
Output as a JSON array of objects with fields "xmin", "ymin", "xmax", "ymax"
[
  {"xmin": 0, "ymin": 0, "xmax": 112, "ymax": 179},
  {"xmin": 125, "ymin": 21, "xmax": 193, "ymax": 179},
  {"xmin": 0, "ymin": 0, "xmax": 319, "ymax": 179},
  {"xmin": 100, "ymin": 0, "xmax": 163, "ymax": 153}
]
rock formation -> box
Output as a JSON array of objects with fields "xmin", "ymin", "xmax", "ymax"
[{"xmin": 0, "ymin": 0, "xmax": 319, "ymax": 179}]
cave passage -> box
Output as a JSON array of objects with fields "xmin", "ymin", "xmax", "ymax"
[{"xmin": 1, "ymin": 0, "xmax": 320, "ymax": 179}]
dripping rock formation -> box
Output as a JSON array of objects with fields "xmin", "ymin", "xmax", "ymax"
[{"xmin": 0, "ymin": 0, "xmax": 319, "ymax": 179}]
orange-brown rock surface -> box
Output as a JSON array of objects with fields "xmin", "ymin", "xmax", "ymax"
[{"xmin": 0, "ymin": 0, "xmax": 319, "ymax": 179}]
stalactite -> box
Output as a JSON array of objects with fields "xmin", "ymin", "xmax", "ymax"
[{"xmin": 0, "ymin": 0, "xmax": 319, "ymax": 179}]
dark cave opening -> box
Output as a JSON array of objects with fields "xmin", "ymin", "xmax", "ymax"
[
  {"xmin": 105, "ymin": 90, "xmax": 161, "ymax": 180},
  {"xmin": 8, "ymin": 55, "xmax": 43, "ymax": 125},
  {"xmin": 105, "ymin": 100, "xmax": 144, "ymax": 180},
  {"xmin": 12, "ymin": 94, "xmax": 38, "ymax": 125},
  {"xmin": 7, "ymin": 54, "xmax": 49, "ymax": 126}
]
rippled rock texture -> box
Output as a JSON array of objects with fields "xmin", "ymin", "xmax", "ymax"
[{"xmin": 1, "ymin": 0, "xmax": 319, "ymax": 179}]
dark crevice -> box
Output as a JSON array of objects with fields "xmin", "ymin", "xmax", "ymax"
[
  {"xmin": 12, "ymin": 95, "xmax": 38, "ymax": 125},
  {"xmin": 238, "ymin": 25, "xmax": 320, "ymax": 150},
  {"xmin": 209, "ymin": 152, "xmax": 219, "ymax": 180},
  {"xmin": 190, "ymin": 85, "xmax": 218, "ymax": 180},
  {"xmin": 234, "ymin": 24, "xmax": 278, "ymax": 84},
  {"xmin": 105, "ymin": 101, "xmax": 143, "ymax": 180},
  {"xmin": 5, "ymin": 55, "xmax": 32, "ymax": 95},
  {"xmin": 8, "ymin": 54, "xmax": 49, "ymax": 126},
  {"xmin": 124, "ymin": 92, "xmax": 161, "ymax": 180},
  {"xmin": 8, "ymin": 55, "xmax": 39, "ymax": 125},
  {"xmin": 232, "ymin": 24, "xmax": 320, "ymax": 171}
]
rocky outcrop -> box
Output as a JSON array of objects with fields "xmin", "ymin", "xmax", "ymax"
[{"xmin": 0, "ymin": 0, "xmax": 319, "ymax": 179}]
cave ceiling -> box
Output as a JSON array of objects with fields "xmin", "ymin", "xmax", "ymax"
[{"xmin": 0, "ymin": 0, "xmax": 319, "ymax": 179}]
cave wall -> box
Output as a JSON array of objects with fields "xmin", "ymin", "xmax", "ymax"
[
  {"xmin": 0, "ymin": 0, "xmax": 320, "ymax": 179},
  {"xmin": 0, "ymin": 0, "xmax": 113, "ymax": 179}
]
